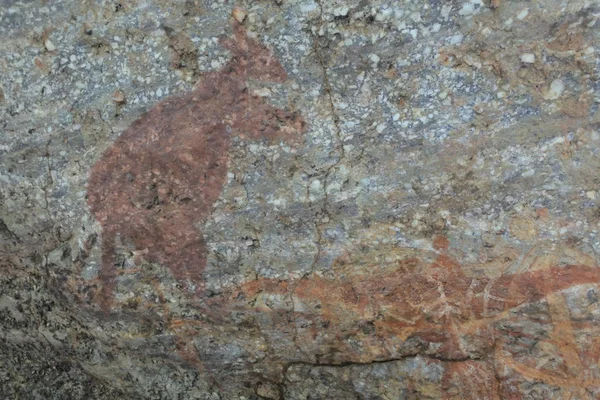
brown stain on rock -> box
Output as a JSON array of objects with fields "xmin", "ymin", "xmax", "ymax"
[{"xmin": 87, "ymin": 21, "xmax": 304, "ymax": 311}]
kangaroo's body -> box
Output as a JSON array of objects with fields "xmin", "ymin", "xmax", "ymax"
[{"xmin": 87, "ymin": 22, "xmax": 304, "ymax": 310}]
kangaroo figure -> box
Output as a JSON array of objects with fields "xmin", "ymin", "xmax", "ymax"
[{"xmin": 87, "ymin": 21, "xmax": 304, "ymax": 311}]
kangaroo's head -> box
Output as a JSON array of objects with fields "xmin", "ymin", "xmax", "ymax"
[{"xmin": 220, "ymin": 20, "xmax": 288, "ymax": 83}]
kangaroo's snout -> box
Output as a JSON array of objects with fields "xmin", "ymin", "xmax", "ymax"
[{"xmin": 248, "ymin": 51, "xmax": 288, "ymax": 83}]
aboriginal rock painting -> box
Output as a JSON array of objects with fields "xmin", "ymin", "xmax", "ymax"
[
  {"xmin": 230, "ymin": 237, "xmax": 597, "ymax": 360},
  {"xmin": 220, "ymin": 237, "xmax": 600, "ymax": 398},
  {"xmin": 87, "ymin": 22, "xmax": 305, "ymax": 310}
]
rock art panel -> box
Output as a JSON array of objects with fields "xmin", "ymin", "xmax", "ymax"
[
  {"xmin": 87, "ymin": 21, "xmax": 305, "ymax": 311},
  {"xmin": 3, "ymin": 0, "xmax": 600, "ymax": 397}
]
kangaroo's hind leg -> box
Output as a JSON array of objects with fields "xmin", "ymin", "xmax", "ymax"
[
  {"xmin": 97, "ymin": 229, "xmax": 118, "ymax": 312},
  {"xmin": 171, "ymin": 236, "xmax": 208, "ymax": 294},
  {"xmin": 147, "ymin": 215, "xmax": 208, "ymax": 296}
]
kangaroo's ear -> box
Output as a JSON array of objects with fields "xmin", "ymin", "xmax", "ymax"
[
  {"xmin": 231, "ymin": 20, "xmax": 249, "ymax": 44},
  {"xmin": 220, "ymin": 21, "xmax": 249, "ymax": 55}
]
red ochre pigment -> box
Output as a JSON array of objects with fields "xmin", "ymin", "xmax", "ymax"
[{"xmin": 87, "ymin": 22, "xmax": 305, "ymax": 311}]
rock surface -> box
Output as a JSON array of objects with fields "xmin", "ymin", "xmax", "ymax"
[{"xmin": 1, "ymin": 0, "xmax": 599, "ymax": 399}]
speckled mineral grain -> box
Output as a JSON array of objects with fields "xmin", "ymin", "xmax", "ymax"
[{"xmin": 1, "ymin": 0, "xmax": 599, "ymax": 399}]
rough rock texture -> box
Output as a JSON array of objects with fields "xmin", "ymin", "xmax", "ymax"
[{"xmin": 1, "ymin": 0, "xmax": 599, "ymax": 399}]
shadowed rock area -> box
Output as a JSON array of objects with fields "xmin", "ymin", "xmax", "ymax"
[{"xmin": 1, "ymin": 0, "xmax": 599, "ymax": 398}]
